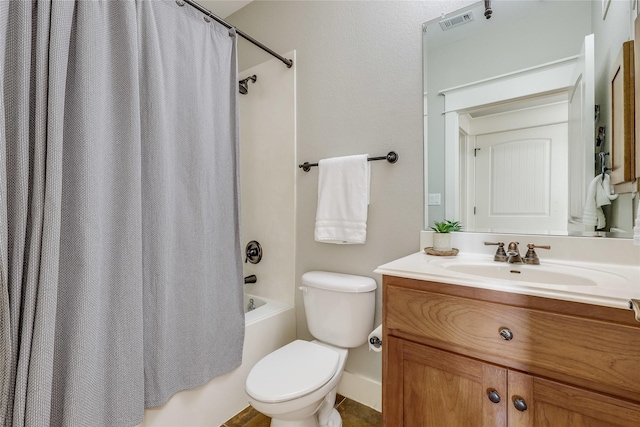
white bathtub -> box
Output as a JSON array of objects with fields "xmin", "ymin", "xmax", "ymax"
[{"xmin": 141, "ymin": 294, "xmax": 295, "ymax": 427}]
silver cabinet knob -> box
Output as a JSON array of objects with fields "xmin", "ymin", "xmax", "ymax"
[
  {"xmin": 513, "ymin": 397, "xmax": 528, "ymax": 412},
  {"xmin": 499, "ymin": 327, "xmax": 513, "ymax": 341},
  {"xmin": 487, "ymin": 389, "xmax": 501, "ymax": 404}
]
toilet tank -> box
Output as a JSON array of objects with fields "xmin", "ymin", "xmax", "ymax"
[{"xmin": 301, "ymin": 271, "xmax": 376, "ymax": 348}]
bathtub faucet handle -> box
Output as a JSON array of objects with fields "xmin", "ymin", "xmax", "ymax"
[{"xmin": 245, "ymin": 240, "xmax": 262, "ymax": 264}]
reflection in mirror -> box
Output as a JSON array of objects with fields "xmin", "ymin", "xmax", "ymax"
[{"xmin": 424, "ymin": 0, "xmax": 639, "ymax": 238}]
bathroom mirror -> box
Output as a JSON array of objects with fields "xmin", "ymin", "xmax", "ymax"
[{"xmin": 424, "ymin": 0, "xmax": 639, "ymax": 237}]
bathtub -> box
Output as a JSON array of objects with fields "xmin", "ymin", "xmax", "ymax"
[{"xmin": 141, "ymin": 294, "xmax": 295, "ymax": 427}]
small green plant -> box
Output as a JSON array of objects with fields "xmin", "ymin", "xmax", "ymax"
[{"xmin": 430, "ymin": 220, "xmax": 462, "ymax": 233}]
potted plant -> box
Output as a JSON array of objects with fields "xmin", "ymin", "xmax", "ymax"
[{"xmin": 430, "ymin": 220, "xmax": 462, "ymax": 252}]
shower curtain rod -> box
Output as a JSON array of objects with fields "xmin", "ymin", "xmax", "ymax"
[{"xmin": 182, "ymin": 0, "xmax": 293, "ymax": 68}]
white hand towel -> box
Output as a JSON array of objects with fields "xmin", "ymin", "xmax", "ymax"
[
  {"xmin": 315, "ymin": 154, "xmax": 370, "ymax": 244},
  {"xmin": 583, "ymin": 174, "xmax": 606, "ymax": 229},
  {"xmin": 595, "ymin": 173, "xmax": 618, "ymax": 207}
]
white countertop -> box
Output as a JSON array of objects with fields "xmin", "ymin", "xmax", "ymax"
[{"xmin": 375, "ymin": 251, "xmax": 640, "ymax": 310}]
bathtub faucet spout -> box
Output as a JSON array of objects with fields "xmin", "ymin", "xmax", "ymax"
[{"xmin": 244, "ymin": 275, "xmax": 257, "ymax": 284}]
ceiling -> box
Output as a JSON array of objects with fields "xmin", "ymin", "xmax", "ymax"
[{"xmin": 196, "ymin": 0, "xmax": 252, "ymax": 18}]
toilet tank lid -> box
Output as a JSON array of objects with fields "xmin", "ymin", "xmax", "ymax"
[{"xmin": 302, "ymin": 271, "xmax": 377, "ymax": 293}]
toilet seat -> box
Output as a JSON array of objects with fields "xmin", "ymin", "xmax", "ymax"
[{"xmin": 246, "ymin": 340, "xmax": 340, "ymax": 404}]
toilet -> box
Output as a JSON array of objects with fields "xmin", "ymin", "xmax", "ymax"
[{"xmin": 245, "ymin": 271, "xmax": 377, "ymax": 427}]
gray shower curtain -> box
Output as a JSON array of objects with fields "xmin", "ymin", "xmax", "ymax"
[
  {"xmin": 137, "ymin": 0, "xmax": 244, "ymax": 408},
  {"xmin": 1, "ymin": 1, "xmax": 244, "ymax": 426}
]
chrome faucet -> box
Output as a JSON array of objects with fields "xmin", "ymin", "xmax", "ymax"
[{"xmin": 506, "ymin": 242, "xmax": 523, "ymax": 264}]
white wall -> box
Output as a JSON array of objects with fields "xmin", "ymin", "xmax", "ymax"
[
  {"xmin": 227, "ymin": 0, "xmax": 476, "ymax": 408},
  {"xmin": 240, "ymin": 51, "xmax": 297, "ymax": 305}
]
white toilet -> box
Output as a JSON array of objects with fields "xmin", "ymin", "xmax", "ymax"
[{"xmin": 245, "ymin": 271, "xmax": 377, "ymax": 427}]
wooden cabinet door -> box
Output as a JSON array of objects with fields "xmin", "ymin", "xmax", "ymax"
[
  {"xmin": 508, "ymin": 371, "xmax": 640, "ymax": 427},
  {"xmin": 384, "ymin": 336, "xmax": 507, "ymax": 427}
]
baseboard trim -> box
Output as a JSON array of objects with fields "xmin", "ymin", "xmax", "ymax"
[{"xmin": 337, "ymin": 371, "xmax": 382, "ymax": 412}]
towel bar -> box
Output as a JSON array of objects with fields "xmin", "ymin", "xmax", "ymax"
[{"xmin": 298, "ymin": 151, "xmax": 398, "ymax": 172}]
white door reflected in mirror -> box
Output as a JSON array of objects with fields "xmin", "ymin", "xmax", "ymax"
[{"xmin": 474, "ymin": 124, "xmax": 568, "ymax": 233}]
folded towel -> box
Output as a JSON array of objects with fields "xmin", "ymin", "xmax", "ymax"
[
  {"xmin": 595, "ymin": 173, "xmax": 618, "ymax": 207},
  {"xmin": 315, "ymin": 154, "xmax": 370, "ymax": 244}
]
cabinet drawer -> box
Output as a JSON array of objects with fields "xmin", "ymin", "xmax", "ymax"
[{"xmin": 385, "ymin": 285, "xmax": 640, "ymax": 401}]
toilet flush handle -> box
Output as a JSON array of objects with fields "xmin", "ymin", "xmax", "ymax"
[{"xmin": 298, "ymin": 286, "xmax": 308, "ymax": 292}]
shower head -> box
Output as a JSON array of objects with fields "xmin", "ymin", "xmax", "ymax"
[
  {"xmin": 239, "ymin": 75, "xmax": 257, "ymax": 95},
  {"xmin": 484, "ymin": 0, "xmax": 492, "ymax": 19}
]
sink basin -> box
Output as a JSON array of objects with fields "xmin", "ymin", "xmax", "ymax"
[
  {"xmin": 375, "ymin": 252, "xmax": 639, "ymax": 310},
  {"xmin": 427, "ymin": 258, "xmax": 631, "ymax": 288},
  {"xmin": 439, "ymin": 262, "xmax": 598, "ymax": 286}
]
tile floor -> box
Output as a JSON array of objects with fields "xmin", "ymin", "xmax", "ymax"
[{"xmin": 221, "ymin": 395, "xmax": 381, "ymax": 427}]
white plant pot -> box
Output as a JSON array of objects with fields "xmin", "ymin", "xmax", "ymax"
[{"xmin": 433, "ymin": 233, "xmax": 452, "ymax": 252}]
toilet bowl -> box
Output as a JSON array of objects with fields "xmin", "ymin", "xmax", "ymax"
[
  {"xmin": 246, "ymin": 340, "xmax": 348, "ymax": 427},
  {"xmin": 244, "ymin": 271, "xmax": 377, "ymax": 427}
]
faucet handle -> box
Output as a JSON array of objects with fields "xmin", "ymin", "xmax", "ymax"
[
  {"xmin": 484, "ymin": 241, "xmax": 507, "ymax": 262},
  {"xmin": 523, "ymin": 243, "xmax": 551, "ymax": 265},
  {"xmin": 527, "ymin": 243, "xmax": 550, "ymax": 250}
]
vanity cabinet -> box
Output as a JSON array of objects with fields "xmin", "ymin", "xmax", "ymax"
[{"xmin": 382, "ymin": 275, "xmax": 640, "ymax": 427}]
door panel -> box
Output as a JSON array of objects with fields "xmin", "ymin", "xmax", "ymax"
[
  {"xmin": 402, "ymin": 341, "xmax": 507, "ymax": 427},
  {"xmin": 475, "ymin": 123, "xmax": 568, "ymax": 233},
  {"xmin": 508, "ymin": 371, "xmax": 640, "ymax": 427}
]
